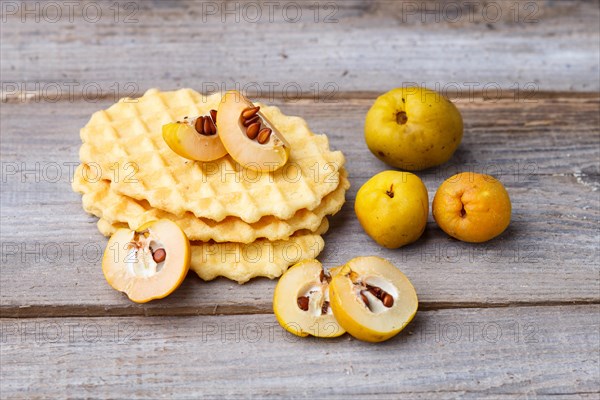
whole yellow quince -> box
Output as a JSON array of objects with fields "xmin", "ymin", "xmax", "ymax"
[
  {"xmin": 365, "ymin": 87, "xmax": 463, "ymax": 171},
  {"xmin": 355, "ymin": 171, "xmax": 429, "ymax": 249}
]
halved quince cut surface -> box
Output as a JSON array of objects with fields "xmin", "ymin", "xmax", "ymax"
[
  {"xmin": 162, "ymin": 111, "xmax": 227, "ymax": 162},
  {"xmin": 217, "ymin": 91, "xmax": 290, "ymax": 172},
  {"xmin": 273, "ymin": 259, "xmax": 345, "ymax": 338},
  {"xmin": 329, "ymin": 256, "xmax": 418, "ymax": 342},
  {"xmin": 102, "ymin": 219, "xmax": 190, "ymax": 303}
]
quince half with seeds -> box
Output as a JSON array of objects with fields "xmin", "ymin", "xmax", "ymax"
[
  {"xmin": 217, "ymin": 91, "xmax": 290, "ymax": 172},
  {"xmin": 163, "ymin": 110, "xmax": 228, "ymax": 162},
  {"xmin": 329, "ymin": 256, "xmax": 418, "ymax": 343},
  {"xmin": 273, "ymin": 259, "xmax": 345, "ymax": 338},
  {"xmin": 102, "ymin": 219, "xmax": 190, "ymax": 303}
]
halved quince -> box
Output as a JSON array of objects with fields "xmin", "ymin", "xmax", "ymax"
[
  {"xmin": 102, "ymin": 219, "xmax": 191, "ymax": 303},
  {"xmin": 162, "ymin": 111, "xmax": 227, "ymax": 162},
  {"xmin": 273, "ymin": 259, "xmax": 345, "ymax": 338},
  {"xmin": 217, "ymin": 91, "xmax": 290, "ymax": 172},
  {"xmin": 329, "ymin": 256, "xmax": 418, "ymax": 342}
]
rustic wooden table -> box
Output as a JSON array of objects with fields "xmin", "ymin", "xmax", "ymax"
[{"xmin": 1, "ymin": 1, "xmax": 599, "ymax": 398}]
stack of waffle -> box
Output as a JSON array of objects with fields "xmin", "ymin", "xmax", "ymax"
[{"xmin": 72, "ymin": 89, "xmax": 348, "ymax": 283}]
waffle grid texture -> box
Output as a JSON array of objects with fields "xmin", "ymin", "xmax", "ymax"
[
  {"xmin": 75, "ymin": 164, "xmax": 348, "ymax": 243},
  {"xmin": 79, "ymin": 89, "xmax": 344, "ymax": 223}
]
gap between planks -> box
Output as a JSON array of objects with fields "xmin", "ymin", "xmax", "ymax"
[{"xmin": 2, "ymin": 300, "xmax": 599, "ymax": 319}]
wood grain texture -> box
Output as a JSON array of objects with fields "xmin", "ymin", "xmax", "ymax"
[
  {"xmin": 1, "ymin": 96, "xmax": 598, "ymax": 316},
  {"xmin": 1, "ymin": 0, "xmax": 599, "ymax": 100},
  {"xmin": 1, "ymin": 306, "xmax": 599, "ymax": 398}
]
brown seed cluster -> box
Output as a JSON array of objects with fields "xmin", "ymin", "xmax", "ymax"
[
  {"xmin": 152, "ymin": 248, "xmax": 166, "ymax": 263},
  {"xmin": 194, "ymin": 110, "xmax": 218, "ymax": 136},
  {"xmin": 360, "ymin": 292, "xmax": 369, "ymax": 305},
  {"xmin": 297, "ymin": 295, "xmax": 330, "ymax": 315},
  {"xmin": 240, "ymin": 106, "xmax": 272, "ymax": 144},
  {"xmin": 321, "ymin": 300, "xmax": 330, "ymax": 315},
  {"xmin": 297, "ymin": 296, "xmax": 309, "ymax": 311},
  {"xmin": 319, "ymin": 269, "xmax": 332, "ymax": 284},
  {"xmin": 362, "ymin": 285, "xmax": 394, "ymax": 308}
]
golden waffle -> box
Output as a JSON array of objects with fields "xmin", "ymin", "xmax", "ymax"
[
  {"xmin": 97, "ymin": 218, "xmax": 328, "ymax": 283},
  {"xmin": 73, "ymin": 163, "xmax": 348, "ymax": 243},
  {"xmin": 78, "ymin": 89, "xmax": 345, "ymax": 223}
]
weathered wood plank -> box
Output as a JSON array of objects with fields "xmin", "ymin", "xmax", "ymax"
[
  {"xmin": 1, "ymin": 0, "xmax": 598, "ymax": 98},
  {"xmin": 2, "ymin": 174, "xmax": 598, "ymax": 316},
  {"xmin": 1, "ymin": 96, "xmax": 598, "ymax": 315},
  {"xmin": 1, "ymin": 306, "xmax": 598, "ymax": 398},
  {"xmin": 2, "ymin": 96, "xmax": 599, "ymax": 174}
]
